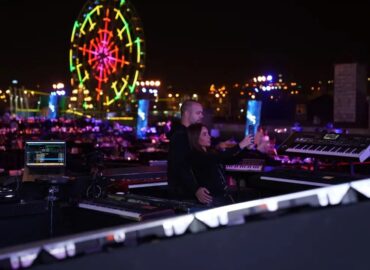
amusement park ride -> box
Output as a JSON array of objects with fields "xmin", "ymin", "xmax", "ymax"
[{"xmin": 69, "ymin": 0, "xmax": 146, "ymax": 116}]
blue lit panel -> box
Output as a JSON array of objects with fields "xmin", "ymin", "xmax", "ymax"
[
  {"xmin": 136, "ymin": 99, "xmax": 149, "ymax": 139},
  {"xmin": 48, "ymin": 93, "xmax": 58, "ymax": 119},
  {"xmin": 245, "ymin": 100, "xmax": 262, "ymax": 136}
]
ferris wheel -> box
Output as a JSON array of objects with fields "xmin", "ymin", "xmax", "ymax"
[{"xmin": 69, "ymin": 0, "xmax": 145, "ymax": 112}]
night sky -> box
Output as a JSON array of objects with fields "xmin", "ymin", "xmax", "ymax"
[{"xmin": 0, "ymin": 0, "xmax": 369, "ymax": 92}]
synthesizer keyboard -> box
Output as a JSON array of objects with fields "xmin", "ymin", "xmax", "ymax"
[
  {"xmin": 225, "ymin": 164, "xmax": 264, "ymax": 172},
  {"xmin": 108, "ymin": 193, "xmax": 206, "ymax": 213},
  {"xmin": 78, "ymin": 198, "xmax": 175, "ymax": 221},
  {"xmin": 110, "ymin": 176, "xmax": 167, "ymax": 189},
  {"xmin": 103, "ymin": 166, "xmax": 167, "ymax": 179},
  {"xmin": 105, "ymin": 165, "xmax": 168, "ymax": 191},
  {"xmin": 259, "ymin": 168, "xmax": 365, "ymax": 188},
  {"xmin": 278, "ymin": 132, "xmax": 370, "ymax": 162},
  {"xmin": 225, "ymin": 159, "xmax": 264, "ymax": 172}
]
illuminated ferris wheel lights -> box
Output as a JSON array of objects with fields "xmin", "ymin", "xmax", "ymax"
[{"xmin": 70, "ymin": 0, "xmax": 145, "ymax": 111}]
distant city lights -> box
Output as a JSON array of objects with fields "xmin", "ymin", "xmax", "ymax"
[
  {"xmin": 274, "ymin": 128, "xmax": 288, "ymax": 134},
  {"xmin": 254, "ymin": 75, "xmax": 273, "ymax": 83},
  {"xmin": 52, "ymin": 83, "xmax": 65, "ymax": 90},
  {"xmin": 137, "ymin": 80, "xmax": 161, "ymax": 87},
  {"xmin": 51, "ymin": 90, "xmax": 66, "ymax": 96},
  {"xmin": 137, "ymin": 80, "xmax": 161, "ymax": 99}
]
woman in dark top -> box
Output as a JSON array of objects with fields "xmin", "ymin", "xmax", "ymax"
[{"xmin": 187, "ymin": 123, "xmax": 253, "ymax": 206}]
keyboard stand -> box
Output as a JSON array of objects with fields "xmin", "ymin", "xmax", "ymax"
[
  {"xmin": 41, "ymin": 178, "xmax": 69, "ymax": 237},
  {"xmin": 47, "ymin": 184, "xmax": 58, "ymax": 237}
]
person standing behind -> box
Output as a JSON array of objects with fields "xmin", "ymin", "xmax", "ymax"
[
  {"xmin": 187, "ymin": 123, "xmax": 253, "ymax": 206},
  {"xmin": 167, "ymin": 100, "xmax": 211, "ymax": 203}
]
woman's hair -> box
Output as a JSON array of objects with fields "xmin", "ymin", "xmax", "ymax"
[{"xmin": 187, "ymin": 123, "xmax": 206, "ymax": 152}]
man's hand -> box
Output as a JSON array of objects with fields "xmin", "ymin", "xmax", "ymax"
[
  {"xmin": 195, "ymin": 187, "xmax": 213, "ymax": 204},
  {"xmin": 238, "ymin": 135, "xmax": 254, "ymax": 150},
  {"xmin": 217, "ymin": 139, "xmax": 236, "ymax": 150}
]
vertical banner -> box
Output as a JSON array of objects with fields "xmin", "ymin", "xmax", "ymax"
[
  {"xmin": 136, "ymin": 99, "xmax": 149, "ymax": 139},
  {"xmin": 48, "ymin": 93, "xmax": 58, "ymax": 119},
  {"xmin": 245, "ymin": 100, "xmax": 262, "ymax": 136}
]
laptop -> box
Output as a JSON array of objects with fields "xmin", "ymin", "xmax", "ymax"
[{"xmin": 22, "ymin": 141, "xmax": 67, "ymax": 182}]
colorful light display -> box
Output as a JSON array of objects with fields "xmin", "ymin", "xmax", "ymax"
[
  {"xmin": 245, "ymin": 100, "xmax": 262, "ymax": 136},
  {"xmin": 136, "ymin": 99, "xmax": 149, "ymax": 139},
  {"xmin": 69, "ymin": 0, "xmax": 145, "ymax": 113}
]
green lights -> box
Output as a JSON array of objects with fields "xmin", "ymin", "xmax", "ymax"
[
  {"xmin": 69, "ymin": 50, "xmax": 75, "ymax": 72},
  {"xmin": 135, "ymin": 37, "xmax": 141, "ymax": 63},
  {"xmin": 70, "ymin": 21, "xmax": 80, "ymax": 43}
]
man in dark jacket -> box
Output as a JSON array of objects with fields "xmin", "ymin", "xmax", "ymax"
[{"xmin": 167, "ymin": 100, "xmax": 212, "ymax": 204}]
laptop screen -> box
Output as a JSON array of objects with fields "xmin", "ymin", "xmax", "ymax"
[{"xmin": 25, "ymin": 141, "xmax": 66, "ymax": 167}]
